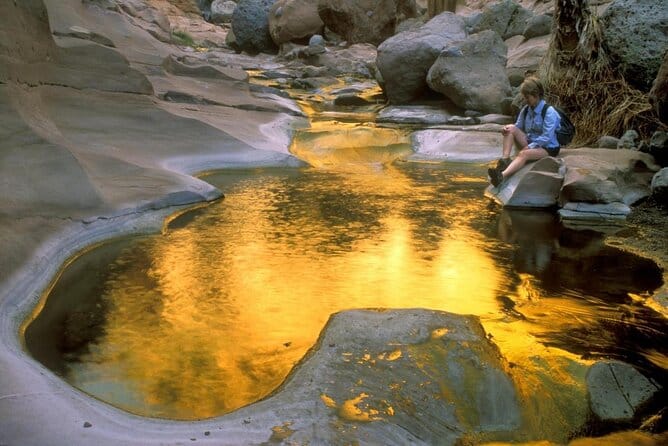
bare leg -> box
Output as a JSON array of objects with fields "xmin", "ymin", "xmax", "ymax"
[
  {"xmin": 501, "ymin": 147, "xmax": 550, "ymax": 179},
  {"xmin": 501, "ymin": 125, "xmax": 529, "ymax": 159}
]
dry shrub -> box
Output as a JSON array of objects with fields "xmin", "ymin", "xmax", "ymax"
[{"xmin": 542, "ymin": 0, "xmax": 665, "ymax": 146}]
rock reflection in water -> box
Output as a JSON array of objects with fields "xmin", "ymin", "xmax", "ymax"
[
  {"xmin": 23, "ymin": 164, "xmax": 665, "ymax": 427},
  {"xmin": 490, "ymin": 209, "xmax": 666, "ymax": 390}
]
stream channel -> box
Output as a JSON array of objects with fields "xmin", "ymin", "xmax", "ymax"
[{"xmin": 22, "ymin": 79, "xmax": 667, "ymax": 440}]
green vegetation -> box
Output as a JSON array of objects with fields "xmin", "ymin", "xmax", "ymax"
[{"xmin": 172, "ymin": 30, "xmax": 196, "ymax": 47}]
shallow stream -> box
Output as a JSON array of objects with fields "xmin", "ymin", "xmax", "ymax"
[{"xmin": 22, "ymin": 81, "xmax": 667, "ymax": 440}]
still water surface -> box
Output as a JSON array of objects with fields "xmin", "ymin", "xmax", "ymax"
[{"xmin": 24, "ymin": 163, "xmax": 666, "ymax": 423}]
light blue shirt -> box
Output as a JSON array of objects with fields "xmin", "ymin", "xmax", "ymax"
[{"xmin": 515, "ymin": 99, "xmax": 561, "ymax": 149}]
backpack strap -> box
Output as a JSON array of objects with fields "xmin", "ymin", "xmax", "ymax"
[{"xmin": 541, "ymin": 102, "xmax": 550, "ymax": 120}]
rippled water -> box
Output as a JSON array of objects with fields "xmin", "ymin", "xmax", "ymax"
[
  {"xmin": 24, "ymin": 163, "xmax": 666, "ymax": 426},
  {"xmin": 21, "ymin": 79, "xmax": 668, "ymax": 438}
]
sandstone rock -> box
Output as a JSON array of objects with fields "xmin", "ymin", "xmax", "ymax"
[
  {"xmin": 506, "ymin": 36, "xmax": 550, "ymax": 87},
  {"xmin": 465, "ymin": 0, "xmax": 533, "ymax": 40},
  {"xmin": 486, "ymin": 156, "xmax": 565, "ymax": 208},
  {"xmin": 333, "ymin": 94, "xmax": 370, "ymax": 106},
  {"xmin": 427, "ymin": 30, "xmax": 511, "ymax": 114},
  {"xmin": 395, "ymin": 17, "xmax": 424, "ymax": 33},
  {"xmin": 506, "ymin": 35, "xmax": 549, "ymax": 87},
  {"xmin": 53, "ymin": 26, "xmax": 116, "ymax": 47},
  {"xmin": 600, "ymin": 0, "xmax": 668, "ymax": 91},
  {"xmin": 136, "ymin": 5, "xmax": 172, "ymax": 33},
  {"xmin": 560, "ymin": 148, "xmax": 660, "ymax": 206},
  {"xmin": 268, "ymin": 0, "xmax": 324, "ymax": 45},
  {"xmin": 376, "ymin": 12, "xmax": 467, "ymax": 103},
  {"xmin": 558, "ymin": 202, "xmax": 631, "ymax": 226},
  {"xmin": 309, "ymin": 43, "xmax": 377, "ymax": 77},
  {"xmin": 586, "ymin": 361, "xmax": 661, "ymax": 422},
  {"xmin": 162, "ymin": 54, "xmax": 249, "ymax": 80},
  {"xmin": 523, "ymin": 13, "xmax": 552, "ymax": 39},
  {"xmin": 317, "ymin": 0, "xmax": 418, "ymax": 46},
  {"xmin": 596, "ymin": 135, "xmax": 619, "ymax": 149},
  {"xmin": 478, "ymin": 114, "xmax": 514, "ymax": 125},
  {"xmin": 410, "ymin": 128, "xmax": 503, "ymax": 162},
  {"xmin": 166, "ymin": 0, "xmax": 202, "ymax": 16},
  {"xmin": 231, "ymin": 0, "xmax": 278, "ymax": 54},
  {"xmin": 446, "ymin": 116, "xmax": 479, "ymax": 125},
  {"xmin": 377, "ymin": 105, "xmax": 451, "ymax": 125}
]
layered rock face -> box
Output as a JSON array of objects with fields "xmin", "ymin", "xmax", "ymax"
[
  {"xmin": 0, "ymin": 1, "xmax": 311, "ymax": 443},
  {"xmin": 0, "ymin": 0, "xmax": 304, "ymax": 283}
]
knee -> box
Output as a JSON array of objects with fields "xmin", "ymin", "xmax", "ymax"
[
  {"xmin": 508, "ymin": 125, "xmax": 522, "ymax": 136},
  {"xmin": 502, "ymin": 124, "xmax": 519, "ymax": 136}
]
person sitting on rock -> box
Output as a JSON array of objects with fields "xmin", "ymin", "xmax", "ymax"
[{"xmin": 488, "ymin": 77, "xmax": 561, "ymax": 187}]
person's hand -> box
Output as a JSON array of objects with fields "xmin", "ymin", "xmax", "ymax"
[{"xmin": 501, "ymin": 125, "xmax": 511, "ymax": 135}]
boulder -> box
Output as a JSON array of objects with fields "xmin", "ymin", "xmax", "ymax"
[
  {"xmin": 485, "ymin": 156, "xmax": 566, "ymax": 208},
  {"xmin": 646, "ymin": 131, "xmax": 668, "ymax": 167},
  {"xmin": 377, "ymin": 105, "xmax": 452, "ymax": 125},
  {"xmin": 376, "ymin": 12, "xmax": 467, "ymax": 103},
  {"xmin": 427, "ymin": 30, "xmax": 511, "ymax": 114},
  {"xmin": 395, "ymin": 17, "xmax": 424, "ymax": 33},
  {"xmin": 465, "ymin": 0, "xmax": 533, "ymax": 40},
  {"xmin": 596, "ymin": 135, "xmax": 620, "ymax": 149},
  {"xmin": 650, "ymin": 168, "xmax": 668, "ymax": 204},
  {"xmin": 586, "ymin": 361, "xmax": 661, "ymax": 422},
  {"xmin": 210, "ymin": 0, "xmax": 237, "ymax": 23},
  {"xmin": 649, "ymin": 52, "xmax": 668, "ymax": 124},
  {"xmin": 523, "ymin": 13, "xmax": 552, "ymax": 39},
  {"xmin": 559, "ymin": 148, "xmax": 660, "ymax": 206},
  {"xmin": 410, "ymin": 128, "xmax": 504, "ymax": 162},
  {"xmin": 558, "ymin": 202, "xmax": 631, "ymax": 227},
  {"xmin": 317, "ymin": 0, "xmax": 418, "ymax": 46},
  {"xmin": 308, "ymin": 43, "xmax": 378, "ymax": 77},
  {"xmin": 268, "ymin": 0, "xmax": 324, "ymax": 45},
  {"xmin": 506, "ymin": 35, "xmax": 550, "ymax": 87},
  {"xmin": 231, "ymin": 0, "xmax": 278, "ymax": 55},
  {"xmin": 600, "ymin": 0, "xmax": 668, "ymax": 91},
  {"xmin": 617, "ymin": 129, "xmax": 639, "ymax": 150}
]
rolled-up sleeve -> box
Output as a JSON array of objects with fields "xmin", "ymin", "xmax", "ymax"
[{"xmin": 528, "ymin": 106, "xmax": 560, "ymax": 149}]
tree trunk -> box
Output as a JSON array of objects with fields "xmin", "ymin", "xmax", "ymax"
[{"xmin": 551, "ymin": 0, "xmax": 600, "ymax": 69}]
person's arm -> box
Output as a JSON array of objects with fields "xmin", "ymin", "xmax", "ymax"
[
  {"xmin": 528, "ymin": 106, "xmax": 559, "ymax": 149},
  {"xmin": 514, "ymin": 107, "xmax": 525, "ymax": 131}
]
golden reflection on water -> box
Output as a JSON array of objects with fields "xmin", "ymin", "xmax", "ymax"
[
  {"xmin": 29, "ymin": 160, "xmax": 521, "ymax": 420},
  {"xmin": 94, "ymin": 165, "xmax": 501, "ymax": 419},
  {"xmin": 25, "ymin": 161, "xmax": 667, "ymax": 423}
]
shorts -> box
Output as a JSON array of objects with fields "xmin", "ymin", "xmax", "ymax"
[{"xmin": 545, "ymin": 146, "xmax": 560, "ymax": 157}]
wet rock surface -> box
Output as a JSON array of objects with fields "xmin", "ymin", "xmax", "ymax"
[{"xmin": 586, "ymin": 361, "xmax": 661, "ymax": 422}]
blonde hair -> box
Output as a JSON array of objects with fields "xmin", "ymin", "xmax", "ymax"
[{"xmin": 520, "ymin": 77, "xmax": 544, "ymax": 98}]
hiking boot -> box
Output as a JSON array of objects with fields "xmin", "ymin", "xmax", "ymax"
[
  {"xmin": 488, "ymin": 168, "xmax": 504, "ymax": 187},
  {"xmin": 496, "ymin": 158, "xmax": 511, "ymax": 171}
]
